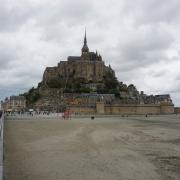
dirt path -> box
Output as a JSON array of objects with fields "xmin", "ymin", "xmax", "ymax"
[{"xmin": 4, "ymin": 116, "xmax": 180, "ymax": 180}]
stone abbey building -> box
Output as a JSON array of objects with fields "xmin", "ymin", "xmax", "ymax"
[{"xmin": 43, "ymin": 31, "xmax": 111, "ymax": 85}]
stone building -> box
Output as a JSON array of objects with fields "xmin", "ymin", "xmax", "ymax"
[
  {"xmin": 42, "ymin": 31, "xmax": 110, "ymax": 86},
  {"xmin": 2, "ymin": 96, "xmax": 26, "ymax": 112},
  {"xmin": 139, "ymin": 92, "xmax": 173, "ymax": 105}
]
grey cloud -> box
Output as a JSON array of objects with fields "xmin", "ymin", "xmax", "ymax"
[
  {"xmin": 0, "ymin": 0, "xmax": 37, "ymax": 32},
  {"xmin": 0, "ymin": 86, "xmax": 30, "ymax": 100},
  {"xmin": 0, "ymin": 50, "xmax": 14, "ymax": 69},
  {"xmin": 0, "ymin": 41, "xmax": 19, "ymax": 70},
  {"xmin": 150, "ymin": 70, "xmax": 166, "ymax": 78},
  {"xmin": 176, "ymin": 75, "xmax": 180, "ymax": 81},
  {"xmin": 36, "ymin": 0, "xmax": 94, "ymax": 24},
  {"xmin": 60, "ymin": 0, "xmax": 94, "ymax": 21},
  {"xmin": 31, "ymin": 0, "xmax": 95, "ymax": 43},
  {"xmin": 122, "ymin": 0, "xmax": 180, "ymax": 25},
  {"xmin": 110, "ymin": 24, "xmax": 174, "ymax": 73}
]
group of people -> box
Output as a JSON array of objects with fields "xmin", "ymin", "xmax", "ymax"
[{"xmin": 3, "ymin": 110, "xmax": 73, "ymax": 120}]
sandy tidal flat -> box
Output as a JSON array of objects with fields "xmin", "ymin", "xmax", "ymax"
[{"xmin": 4, "ymin": 115, "xmax": 180, "ymax": 180}]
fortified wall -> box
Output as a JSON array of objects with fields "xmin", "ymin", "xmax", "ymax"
[{"xmin": 68, "ymin": 102, "xmax": 174, "ymax": 115}]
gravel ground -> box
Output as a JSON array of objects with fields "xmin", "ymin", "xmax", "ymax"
[{"xmin": 4, "ymin": 115, "xmax": 180, "ymax": 180}]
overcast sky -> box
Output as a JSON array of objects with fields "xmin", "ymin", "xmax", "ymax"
[{"xmin": 0, "ymin": 0, "xmax": 180, "ymax": 106}]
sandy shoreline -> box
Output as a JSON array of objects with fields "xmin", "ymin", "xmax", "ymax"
[{"xmin": 4, "ymin": 115, "xmax": 180, "ymax": 180}]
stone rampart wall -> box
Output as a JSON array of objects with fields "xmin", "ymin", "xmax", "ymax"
[
  {"xmin": 69, "ymin": 103, "xmax": 174, "ymax": 115},
  {"xmin": 105, "ymin": 104, "xmax": 174, "ymax": 115},
  {"xmin": 68, "ymin": 106, "xmax": 96, "ymax": 114},
  {"xmin": 104, "ymin": 104, "xmax": 161, "ymax": 115}
]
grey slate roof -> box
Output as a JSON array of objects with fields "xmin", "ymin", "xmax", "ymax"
[{"xmin": 68, "ymin": 56, "xmax": 81, "ymax": 61}]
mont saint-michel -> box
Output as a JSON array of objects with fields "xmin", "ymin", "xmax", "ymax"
[{"xmin": 16, "ymin": 31, "xmax": 173, "ymax": 114}]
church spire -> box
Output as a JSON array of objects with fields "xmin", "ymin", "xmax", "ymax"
[
  {"xmin": 84, "ymin": 28, "xmax": 87, "ymax": 45},
  {"xmin": 82, "ymin": 28, "xmax": 89, "ymax": 53}
]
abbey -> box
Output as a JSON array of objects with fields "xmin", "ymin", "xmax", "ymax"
[{"xmin": 42, "ymin": 31, "xmax": 111, "ymax": 85}]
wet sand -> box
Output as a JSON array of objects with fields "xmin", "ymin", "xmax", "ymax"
[{"xmin": 4, "ymin": 115, "xmax": 180, "ymax": 180}]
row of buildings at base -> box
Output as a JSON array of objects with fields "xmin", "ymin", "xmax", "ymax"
[
  {"xmin": 1, "ymin": 96, "xmax": 26, "ymax": 112},
  {"xmin": 1, "ymin": 94, "xmax": 180, "ymax": 115}
]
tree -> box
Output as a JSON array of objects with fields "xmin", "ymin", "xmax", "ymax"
[
  {"xmin": 103, "ymin": 70, "xmax": 119, "ymax": 90},
  {"xmin": 119, "ymin": 82, "xmax": 128, "ymax": 92},
  {"xmin": 47, "ymin": 78, "xmax": 64, "ymax": 88},
  {"xmin": 24, "ymin": 87, "xmax": 41, "ymax": 105}
]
